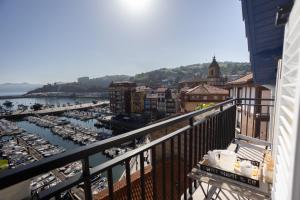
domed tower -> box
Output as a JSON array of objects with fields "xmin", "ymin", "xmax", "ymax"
[{"xmin": 207, "ymin": 56, "xmax": 221, "ymax": 78}]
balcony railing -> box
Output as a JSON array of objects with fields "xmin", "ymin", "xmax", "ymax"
[{"xmin": 0, "ymin": 98, "xmax": 274, "ymax": 200}]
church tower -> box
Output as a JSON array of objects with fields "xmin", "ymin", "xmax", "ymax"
[{"xmin": 207, "ymin": 56, "xmax": 221, "ymax": 78}]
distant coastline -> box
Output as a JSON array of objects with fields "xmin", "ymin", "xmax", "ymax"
[
  {"xmin": 0, "ymin": 92, "xmax": 108, "ymax": 100},
  {"xmin": 0, "ymin": 92, "xmax": 26, "ymax": 97}
]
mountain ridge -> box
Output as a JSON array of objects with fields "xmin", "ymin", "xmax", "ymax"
[{"xmin": 28, "ymin": 61, "xmax": 251, "ymax": 94}]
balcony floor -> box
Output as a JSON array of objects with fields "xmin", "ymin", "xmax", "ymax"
[
  {"xmin": 189, "ymin": 138, "xmax": 270, "ymax": 200},
  {"xmin": 192, "ymin": 183, "xmax": 248, "ymax": 200}
]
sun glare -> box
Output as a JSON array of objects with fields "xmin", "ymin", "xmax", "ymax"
[{"xmin": 119, "ymin": 0, "xmax": 154, "ymax": 16}]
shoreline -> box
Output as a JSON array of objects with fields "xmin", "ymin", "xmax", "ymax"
[{"xmin": 0, "ymin": 92, "xmax": 108, "ymax": 100}]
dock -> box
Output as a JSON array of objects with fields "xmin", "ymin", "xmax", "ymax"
[
  {"xmin": 16, "ymin": 136, "xmax": 85, "ymax": 199},
  {"xmin": 0, "ymin": 102, "xmax": 108, "ymax": 120}
]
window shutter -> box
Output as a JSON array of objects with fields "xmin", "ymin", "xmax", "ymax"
[{"xmin": 272, "ymin": 1, "xmax": 300, "ymax": 200}]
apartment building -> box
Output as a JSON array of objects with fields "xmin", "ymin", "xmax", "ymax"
[
  {"xmin": 109, "ymin": 82, "xmax": 136, "ymax": 114},
  {"xmin": 130, "ymin": 86, "xmax": 150, "ymax": 114},
  {"xmin": 156, "ymin": 88, "xmax": 168, "ymax": 113},
  {"xmin": 165, "ymin": 90, "xmax": 179, "ymax": 115},
  {"xmin": 144, "ymin": 92, "xmax": 158, "ymax": 112}
]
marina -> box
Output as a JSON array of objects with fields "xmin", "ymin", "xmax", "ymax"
[
  {"xmin": 25, "ymin": 115, "xmax": 70, "ymax": 128},
  {"xmin": 0, "ymin": 97, "xmax": 126, "ymax": 199},
  {"xmin": 17, "ymin": 133, "xmax": 66, "ymax": 158},
  {"xmin": 0, "ymin": 102, "xmax": 107, "ymax": 119},
  {"xmin": 0, "ymin": 139, "xmax": 36, "ymax": 169},
  {"xmin": 0, "ymin": 119, "xmax": 24, "ymax": 136},
  {"xmin": 30, "ymin": 172, "xmax": 61, "ymax": 196},
  {"xmin": 51, "ymin": 125, "xmax": 98, "ymax": 145},
  {"xmin": 63, "ymin": 110, "xmax": 99, "ymax": 120}
]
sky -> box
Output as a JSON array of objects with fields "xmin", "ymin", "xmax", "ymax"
[{"xmin": 0, "ymin": 0, "xmax": 249, "ymax": 84}]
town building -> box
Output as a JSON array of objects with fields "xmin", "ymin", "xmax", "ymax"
[
  {"xmin": 165, "ymin": 90, "xmax": 179, "ymax": 115},
  {"xmin": 77, "ymin": 77, "xmax": 90, "ymax": 84},
  {"xmin": 156, "ymin": 88, "xmax": 168, "ymax": 113},
  {"xmin": 130, "ymin": 86, "xmax": 150, "ymax": 113},
  {"xmin": 144, "ymin": 92, "xmax": 158, "ymax": 112},
  {"xmin": 226, "ymin": 72, "xmax": 271, "ymax": 139},
  {"xmin": 180, "ymin": 84, "xmax": 229, "ymax": 112},
  {"xmin": 109, "ymin": 82, "xmax": 136, "ymax": 114}
]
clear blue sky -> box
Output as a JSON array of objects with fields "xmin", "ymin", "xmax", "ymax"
[{"xmin": 0, "ymin": 0, "xmax": 249, "ymax": 84}]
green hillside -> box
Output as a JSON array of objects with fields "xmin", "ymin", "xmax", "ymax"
[{"xmin": 28, "ymin": 61, "xmax": 250, "ymax": 93}]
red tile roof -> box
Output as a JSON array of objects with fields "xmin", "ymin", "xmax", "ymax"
[
  {"xmin": 227, "ymin": 73, "xmax": 253, "ymax": 85},
  {"xmin": 136, "ymin": 86, "xmax": 151, "ymax": 92},
  {"xmin": 185, "ymin": 84, "xmax": 228, "ymax": 95},
  {"xmin": 156, "ymin": 88, "xmax": 168, "ymax": 93}
]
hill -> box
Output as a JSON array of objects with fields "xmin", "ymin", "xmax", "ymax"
[
  {"xmin": 28, "ymin": 75, "xmax": 131, "ymax": 94},
  {"xmin": 131, "ymin": 61, "xmax": 250, "ymax": 87},
  {"xmin": 28, "ymin": 61, "xmax": 250, "ymax": 94}
]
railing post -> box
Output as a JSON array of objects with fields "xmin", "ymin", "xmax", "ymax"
[
  {"xmin": 188, "ymin": 117, "xmax": 194, "ymax": 197},
  {"xmin": 82, "ymin": 158, "xmax": 92, "ymax": 200},
  {"xmin": 189, "ymin": 117, "xmax": 194, "ymax": 127}
]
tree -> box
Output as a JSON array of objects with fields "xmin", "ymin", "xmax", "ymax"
[
  {"xmin": 3, "ymin": 101, "xmax": 13, "ymax": 109},
  {"xmin": 195, "ymin": 103, "xmax": 215, "ymax": 110},
  {"xmin": 31, "ymin": 103, "xmax": 43, "ymax": 111}
]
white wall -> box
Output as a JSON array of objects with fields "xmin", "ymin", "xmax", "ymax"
[{"xmin": 272, "ymin": 1, "xmax": 300, "ymax": 199}]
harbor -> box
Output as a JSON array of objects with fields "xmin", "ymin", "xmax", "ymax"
[
  {"xmin": 0, "ymin": 101, "xmax": 108, "ymax": 119},
  {"xmin": 0, "ymin": 119, "xmax": 24, "ymax": 136},
  {"xmin": 63, "ymin": 110, "xmax": 100, "ymax": 121},
  {"xmin": 0, "ymin": 97, "xmax": 125, "ymax": 199}
]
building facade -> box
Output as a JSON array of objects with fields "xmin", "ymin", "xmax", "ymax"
[
  {"xmin": 77, "ymin": 77, "xmax": 90, "ymax": 84},
  {"xmin": 109, "ymin": 82, "xmax": 136, "ymax": 114},
  {"xmin": 180, "ymin": 84, "xmax": 229, "ymax": 112},
  {"xmin": 165, "ymin": 91, "xmax": 179, "ymax": 115},
  {"xmin": 226, "ymin": 73, "xmax": 271, "ymax": 139},
  {"xmin": 144, "ymin": 93, "xmax": 158, "ymax": 112},
  {"xmin": 156, "ymin": 88, "xmax": 168, "ymax": 113},
  {"xmin": 130, "ymin": 86, "xmax": 150, "ymax": 113}
]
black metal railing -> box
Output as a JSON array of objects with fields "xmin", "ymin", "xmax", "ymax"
[
  {"xmin": 0, "ymin": 98, "xmax": 273, "ymax": 200},
  {"xmin": 235, "ymin": 98, "xmax": 274, "ymax": 141}
]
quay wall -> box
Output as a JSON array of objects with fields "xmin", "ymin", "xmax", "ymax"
[{"xmin": 0, "ymin": 102, "xmax": 105, "ymax": 120}]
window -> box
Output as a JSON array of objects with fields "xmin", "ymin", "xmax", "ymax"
[
  {"xmin": 213, "ymin": 96, "xmax": 218, "ymax": 100},
  {"xmin": 203, "ymin": 96, "xmax": 207, "ymax": 100}
]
